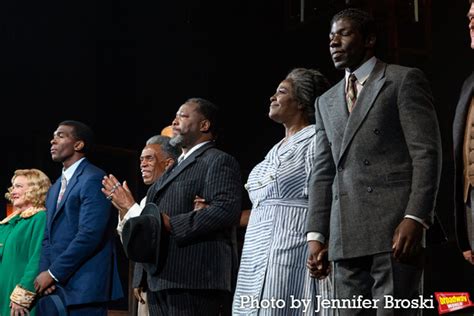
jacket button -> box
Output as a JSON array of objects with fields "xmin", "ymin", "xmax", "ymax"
[
  {"xmin": 334, "ymin": 194, "xmax": 339, "ymax": 200},
  {"xmin": 338, "ymin": 167, "xmax": 343, "ymax": 172},
  {"xmin": 363, "ymin": 159, "xmax": 370, "ymax": 165},
  {"xmin": 367, "ymin": 186, "xmax": 373, "ymax": 193},
  {"xmin": 373, "ymin": 129, "xmax": 380, "ymax": 135},
  {"xmin": 328, "ymin": 142, "xmax": 332, "ymax": 146}
]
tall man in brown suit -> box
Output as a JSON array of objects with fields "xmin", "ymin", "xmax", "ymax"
[{"xmin": 453, "ymin": 0, "xmax": 474, "ymax": 265}]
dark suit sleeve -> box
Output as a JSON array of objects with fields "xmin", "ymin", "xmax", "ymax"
[
  {"xmin": 48, "ymin": 175, "xmax": 113, "ymax": 283},
  {"xmin": 39, "ymin": 225, "xmax": 51, "ymax": 272},
  {"xmin": 306, "ymin": 97, "xmax": 336, "ymax": 238},
  {"xmin": 169, "ymin": 154, "xmax": 242, "ymax": 246},
  {"xmin": 132, "ymin": 262, "xmax": 145, "ymax": 289},
  {"xmin": 39, "ymin": 192, "xmax": 52, "ymax": 272},
  {"xmin": 397, "ymin": 68, "xmax": 442, "ymax": 224}
]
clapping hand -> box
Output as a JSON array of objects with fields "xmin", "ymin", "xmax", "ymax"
[{"xmin": 102, "ymin": 174, "xmax": 136, "ymax": 219}]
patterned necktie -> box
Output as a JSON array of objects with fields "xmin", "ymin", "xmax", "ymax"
[
  {"xmin": 346, "ymin": 73, "xmax": 358, "ymax": 113},
  {"xmin": 57, "ymin": 175, "xmax": 67, "ymax": 206}
]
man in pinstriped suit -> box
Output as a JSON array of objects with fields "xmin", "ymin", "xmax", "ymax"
[{"xmin": 140, "ymin": 97, "xmax": 242, "ymax": 315}]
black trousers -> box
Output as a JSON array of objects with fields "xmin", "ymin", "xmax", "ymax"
[{"xmin": 147, "ymin": 289, "xmax": 231, "ymax": 316}]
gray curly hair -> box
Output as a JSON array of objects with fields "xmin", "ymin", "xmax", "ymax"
[{"xmin": 285, "ymin": 68, "xmax": 330, "ymax": 124}]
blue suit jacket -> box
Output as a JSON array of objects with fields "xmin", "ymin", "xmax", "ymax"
[{"xmin": 40, "ymin": 158, "xmax": 123, "ymax": 306}]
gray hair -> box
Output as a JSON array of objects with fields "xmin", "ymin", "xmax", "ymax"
[
  {"xmin": 146, "ymin": 135, "xmax": 181, "ymax": 160},
  {"xmin": 285, "ymin": 68, "xmax": 330, "ymax": 124}
]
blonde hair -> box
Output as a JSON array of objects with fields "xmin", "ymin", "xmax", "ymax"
[{"xmin": 5, "ymin": 169, "xmax": 51, "ymax": 208}]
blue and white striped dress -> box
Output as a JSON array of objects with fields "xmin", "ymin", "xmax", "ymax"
[{"xmin": 233, "ymin": 125, "xmax": 332, "ymax": 315}]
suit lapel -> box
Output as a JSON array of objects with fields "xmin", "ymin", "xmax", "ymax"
[
  {"xmin": 148, "ymin": 142, "xmax": 215, "ymax": 201},
  {"xmin": 338, "ymin": 61, "xmax": 386, "ymax": 163},
  {"xmin": 47, "ymin": 179, "xmax": 61, "ymax": 226},
  {"xmin": 50, "ymin": 159, "xmax": 87, "ymax": 225},
  {"xmin": 453, "ymin": 72, "xmax": 474, "ymax": 155},
  {"xmin": 327, "ymin": 80, "xmax": 349, "ymax": 141}
]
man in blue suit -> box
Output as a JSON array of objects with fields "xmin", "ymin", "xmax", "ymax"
[{"xmin": 35, "ymin": 120, "xmax": 123, "ymax": 315}]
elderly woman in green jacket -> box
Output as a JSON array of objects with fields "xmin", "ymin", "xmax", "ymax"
[{"xmin": 0, "ymin": 169, "xmax": 51, "ymax": 316}]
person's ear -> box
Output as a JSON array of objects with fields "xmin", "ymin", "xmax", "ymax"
[
  {"xmin": 164, "ymin": 158, "xmax": 175, "ymax": 170},
  {"xmin": 200, "ymin": 119, "xmax": 211, "ymax": 133},
  {"xmin": 365, "ymin": 34, "xmax": 376, "ymax": 49},
  {"xmin": 74, "ymin": 140, "xmax": 85, "ymax": 152}
]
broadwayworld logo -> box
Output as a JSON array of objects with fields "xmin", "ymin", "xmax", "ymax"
[{"xmin": 434, "ymin": 292, "xmax": 473, "ymax": 314}]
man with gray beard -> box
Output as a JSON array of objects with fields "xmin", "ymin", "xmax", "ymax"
[{"xmin": 124, "ymin": 98, "xmax": 242, "ymax": 316}]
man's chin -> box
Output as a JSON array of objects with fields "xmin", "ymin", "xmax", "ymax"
[
  {"xmin": 332, "ymin": 60, "xmax": 346, "ymax": 70},
  {"xmin": 170, "ymin": 135, "xmax": 183, "ymax": 147},
  {"xmin": 143, "ymin": 179, "xmax": 152, "ymax": 185}
]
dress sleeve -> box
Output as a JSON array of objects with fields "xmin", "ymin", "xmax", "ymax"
[
  {"xmin": 303, "ymin": 132, "xmax": 317, "ymax": 197},
  {"xmin": 10, "ymin": 211, "xmax": 46, "ymax": 308}
]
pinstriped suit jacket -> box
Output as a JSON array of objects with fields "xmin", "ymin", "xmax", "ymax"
[
  {"xmin": 453, "ymin": 72, "xmax": 474, "ymax": 252},
  {"xmin": 307, "ymin": 60, "xmax": 442, "ymax": 261},
  {"xmin": 141, "ymin": 141, "xmax": 242, "ymax": 292}
]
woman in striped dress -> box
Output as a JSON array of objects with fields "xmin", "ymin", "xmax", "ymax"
[{"xmin": 233, "ymin": 68, "xmax": 332, "ymax": 315}]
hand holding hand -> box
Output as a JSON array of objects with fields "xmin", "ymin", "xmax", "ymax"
[{"xmin": 307, "ymin": 241, "xmax": 330, "ymax": 279}]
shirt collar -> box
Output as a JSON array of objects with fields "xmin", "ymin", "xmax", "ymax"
[
  {"xmin": 178, "ymin": 141, "xmax": 212, "ymax": 163},
  {"xmin": 345, "ymin": 56, "xmax": 377, "ymax": 86},
  {"xmin": 62, "ymin": 157, "xmax": 86, "ymax": 182}
]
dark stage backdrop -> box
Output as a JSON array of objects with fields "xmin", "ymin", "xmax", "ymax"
[{"xmin": 0, "ymin": 0, "xmax": 473, "ymax": 314}]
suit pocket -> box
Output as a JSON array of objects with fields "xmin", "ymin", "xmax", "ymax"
[{"xmin": 385, "ymin": 171, "xmax": 412, "ymax": 183}]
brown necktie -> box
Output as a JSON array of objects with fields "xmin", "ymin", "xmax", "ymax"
[{"xmin": 346, "ymin": 73, "xmax": 358, "ymax": 112}]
